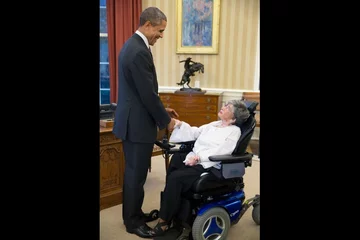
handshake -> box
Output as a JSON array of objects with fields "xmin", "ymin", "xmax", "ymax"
[
  {"xmin": 165, "ymin": 107, "xmax": 181, "ymax": 131},
  {"xmin": 167, "ymin": 118, "xmax": 182, "ymax": 131}
]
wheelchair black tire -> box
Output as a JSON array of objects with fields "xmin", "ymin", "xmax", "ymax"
[
  {"xmin": 252, "ymin": 204, "xmax": 260, "ymax": 225},
  {"xmin": 192, "ymin": 207, "xmax": 230, "ymax": 240}
]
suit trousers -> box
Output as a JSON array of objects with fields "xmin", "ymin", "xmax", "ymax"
[
  {"xmin": 122, "ymin": 140, "xmax": 154, "ymax": 228},
  {"xmin": 159, "ymin": 153, "xmax": 207, "ymax": 222}
]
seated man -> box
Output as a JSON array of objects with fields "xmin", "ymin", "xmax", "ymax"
[{"xmin": 152, "ymin": 99, "xmax": 250, "ymax": 236}]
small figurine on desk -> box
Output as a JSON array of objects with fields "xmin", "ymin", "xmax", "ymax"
[{"xmin": 177, "ymin": 57, "xmax": 205, "ymax": 93}]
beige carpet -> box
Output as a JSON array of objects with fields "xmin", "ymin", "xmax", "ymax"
[{"xmin": 100, "ymin": 155, "xmax": 260, "ymax": 240}]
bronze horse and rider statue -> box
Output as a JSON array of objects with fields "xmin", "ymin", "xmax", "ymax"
[{"xmin": 177, "ymin": 57, "xmax": 204, "ymax": 92}]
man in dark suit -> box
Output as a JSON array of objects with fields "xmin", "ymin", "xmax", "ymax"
[{"xmin": 112, "ymin": 7, "xmax": 178, "ymax": 238}]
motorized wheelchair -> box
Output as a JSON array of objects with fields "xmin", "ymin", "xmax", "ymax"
[{"xmin": 153, "ymin": 100, "xmax": 260, "ymax": 240}]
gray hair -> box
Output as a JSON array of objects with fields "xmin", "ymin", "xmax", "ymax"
[
  {"xmin": 139, "ymin": 7, "xmax": 167, "ymax": 26},
  {"xmin": 228, "ymin": 100, "xmax": 250, "ymax": 125}
]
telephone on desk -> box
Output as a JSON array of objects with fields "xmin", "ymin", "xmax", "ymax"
[{"xmin": 100, "ymin": 103, "xmax": 117, "ymax": 120}]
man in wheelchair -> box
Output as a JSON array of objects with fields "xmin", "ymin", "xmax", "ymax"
[{"xmin": 152, "ymin": 100, "xmax": 260, "ymax": 240}]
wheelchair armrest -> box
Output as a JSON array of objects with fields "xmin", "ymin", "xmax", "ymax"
[
  {"xmin": 208, "ymin": 153, "xmax": 253, "ymax": 163},
  {"xmin": 177, "ymin": 140, "xmax": 195, "ymax": 153},
  {"xmin": 167, "ymin": 148, "xmax": 182, "ymax": 154},
  {"xmin": 154, "ymin": 141, "xmax": 192, "ymax": 154},
  {"xmin": 176, "ymin": 140, "xmax": 196, "ymax": 145},
  {"xmin": 154, "ymin": 140, "xmax": 175, "ymax": 150},
  {"xmin": 168, "ymin": 143, "xmax": 194, "ymax": 154}
]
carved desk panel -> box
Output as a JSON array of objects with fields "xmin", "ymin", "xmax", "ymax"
[
  {"xmin": 100, "ymin": 127, "xmax": 124, "ymax": 211},
  {"xmin": 100, "ymin": 126, "xmax": 169, "ymax": 210}
]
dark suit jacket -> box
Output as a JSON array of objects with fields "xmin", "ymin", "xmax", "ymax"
[{"xmin": 112, "ymin": 33, "xmax": 171, "ymax": 143}]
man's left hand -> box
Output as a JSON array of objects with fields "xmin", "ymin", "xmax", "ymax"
[{"xmin": 166, "ymin": 108, "xmax": 179, "ymax": 118}]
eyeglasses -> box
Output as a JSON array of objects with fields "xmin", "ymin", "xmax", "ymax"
[{"xmin": 223, "ymin": 103, "xmax": 234, "ymax": 112}]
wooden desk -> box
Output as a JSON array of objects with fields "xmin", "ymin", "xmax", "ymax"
[
  {"xmin": 100, "ymin": 127, "xmax": 124, "ymax": 211},
  {"xmin": 100, "ymin": 127, "xmax": 168, "ymax": 210},
  {"xmin": 159, "ymin": 91, "xmax": 223, "ymax": 127}
]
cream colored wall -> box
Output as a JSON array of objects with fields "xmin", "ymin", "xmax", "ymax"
[{"xmin": 142, "ymin": 0, "xmax": 259, "ymax": 90}]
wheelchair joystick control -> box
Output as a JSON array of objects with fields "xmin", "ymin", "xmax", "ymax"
[
  {"xmin": 162, "ymin": 134, "xmax": 168, "ymax": 144},
  {"xmin": 162, "ymin": 135, "xmax": 175, "ymax": 148}
]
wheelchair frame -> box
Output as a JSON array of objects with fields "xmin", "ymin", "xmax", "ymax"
[
  {"xmin": 155, "ymin": 140, "xmax": 260, "ymax": 240},
  {"xmin": 154, "ymin": 100, "xmax": 260, "ymax": 240}
]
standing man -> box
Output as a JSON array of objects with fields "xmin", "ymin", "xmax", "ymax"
[{"xmin": 112, "ymin": 7, "xmax": 178, "ymax": 239}]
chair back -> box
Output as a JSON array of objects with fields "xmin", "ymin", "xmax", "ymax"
[{"xmin": 232, "ymin": 101, "xmax": 258, "ymax": 155}]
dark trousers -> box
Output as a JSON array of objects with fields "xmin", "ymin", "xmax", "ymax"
[
  {"xmin": 122, "ymin": 140, "xmax": 154, "ymax": 229},
  {"xmin": 159, "ymin": 153, "xmax": 207, "ymax": 222}
]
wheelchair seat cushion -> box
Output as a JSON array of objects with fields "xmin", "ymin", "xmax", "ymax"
[{"xmin": 190, "ymin": 170, "xmax": 243, "ymax": 194}]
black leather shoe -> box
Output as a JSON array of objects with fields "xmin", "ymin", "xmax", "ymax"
[{"xmin": 126, "ymin": 224, "xmax": 155, "ymax": 238}]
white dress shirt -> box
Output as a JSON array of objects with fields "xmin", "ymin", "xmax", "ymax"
[{"xmin": 135, "ymin": 30, "xmax": 149, "ymax": 49}]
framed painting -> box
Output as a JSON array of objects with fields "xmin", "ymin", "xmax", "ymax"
[{"xmin": 176, "ymin": 0, "xmax": 220, "ymax": 54}]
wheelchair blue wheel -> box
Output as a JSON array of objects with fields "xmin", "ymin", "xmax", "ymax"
[
  {"xmin": 252, "ymin": 204, "xmax": 260, "ymax": 225},
  {"xmin": 192, "ymin": 207, "xmax": 230, "ymax": 240}
]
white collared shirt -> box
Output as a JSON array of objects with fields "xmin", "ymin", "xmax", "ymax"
[{"xmin": 135, "ymin": 30, "xmax": 150, "ymax": 49}]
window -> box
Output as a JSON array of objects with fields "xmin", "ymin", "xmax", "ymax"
[{"xmin": 100, "ymin": 0, "xmax": 110, "ymax": 104}]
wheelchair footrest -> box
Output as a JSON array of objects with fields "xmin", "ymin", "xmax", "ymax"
[{"xmin": 153, "ymin": 227, "xmax": 183, "ymax": 240}]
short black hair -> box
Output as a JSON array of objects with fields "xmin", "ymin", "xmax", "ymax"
[{"xmin": 139, "ymin": 7, "xmax": 167, "ymax": 26}]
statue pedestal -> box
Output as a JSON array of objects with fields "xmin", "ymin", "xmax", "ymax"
[{"xmin": 175, "ymin": 88, "xmax": 206, "ymax": 94}]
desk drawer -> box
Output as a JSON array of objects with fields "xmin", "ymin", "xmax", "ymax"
[
  {"xmin": 162, "ymin": 103, "xmax": 218, "ymax": 113},
  {"xmin": 159, "ymin": 92, "xmax": 223, "ymax": 127},
  {"xmin": 179, "ymin": 113, "xmax": 219, "ymax": 126},
  {"xmin": 160, "ymin": 94, "xmax": 218, "ymax": 105}
]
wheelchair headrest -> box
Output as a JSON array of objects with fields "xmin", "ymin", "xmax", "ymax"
[
  {"xmin": 232, "ymin": 101, "xmax": 258, "ymax": 155},
  {"xmin": 236, "ymin": 114, "xmax": 256, "ymax": 136},
  {"xmin": 233, "ymin": 100, "xmax": 258, "ymax": 128},
  {"xmin": 243, "ymin": 100, "xmax": 258, "ymax": 114}
]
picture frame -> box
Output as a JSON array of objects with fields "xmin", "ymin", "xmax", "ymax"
[{"xmin": 176, "ymin": 0, "xmax": 221, "ymax": 54}]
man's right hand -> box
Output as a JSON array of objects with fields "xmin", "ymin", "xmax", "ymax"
[
  {"xmin": 165, "ymin": 107, "xmax": 179, "ymax": 118},
  {"xmin": 167, "ymin": 118, "xmax": 176, "ymax": 131},
  {"xmin": 174, "ymin": 119, "xmax": 182, "ymax": 128}
]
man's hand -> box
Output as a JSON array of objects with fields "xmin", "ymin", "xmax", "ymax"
[
  {"xmin": 174, "ymin": 119, "xmax": 182, "ymax": 128},
  {"xmin": 165, "ymin": 108, "xmax": 179, "ymax": 118},
  {"xmin": 167, "ymin": 118, "xmax": 176, "ymax": 131}
]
